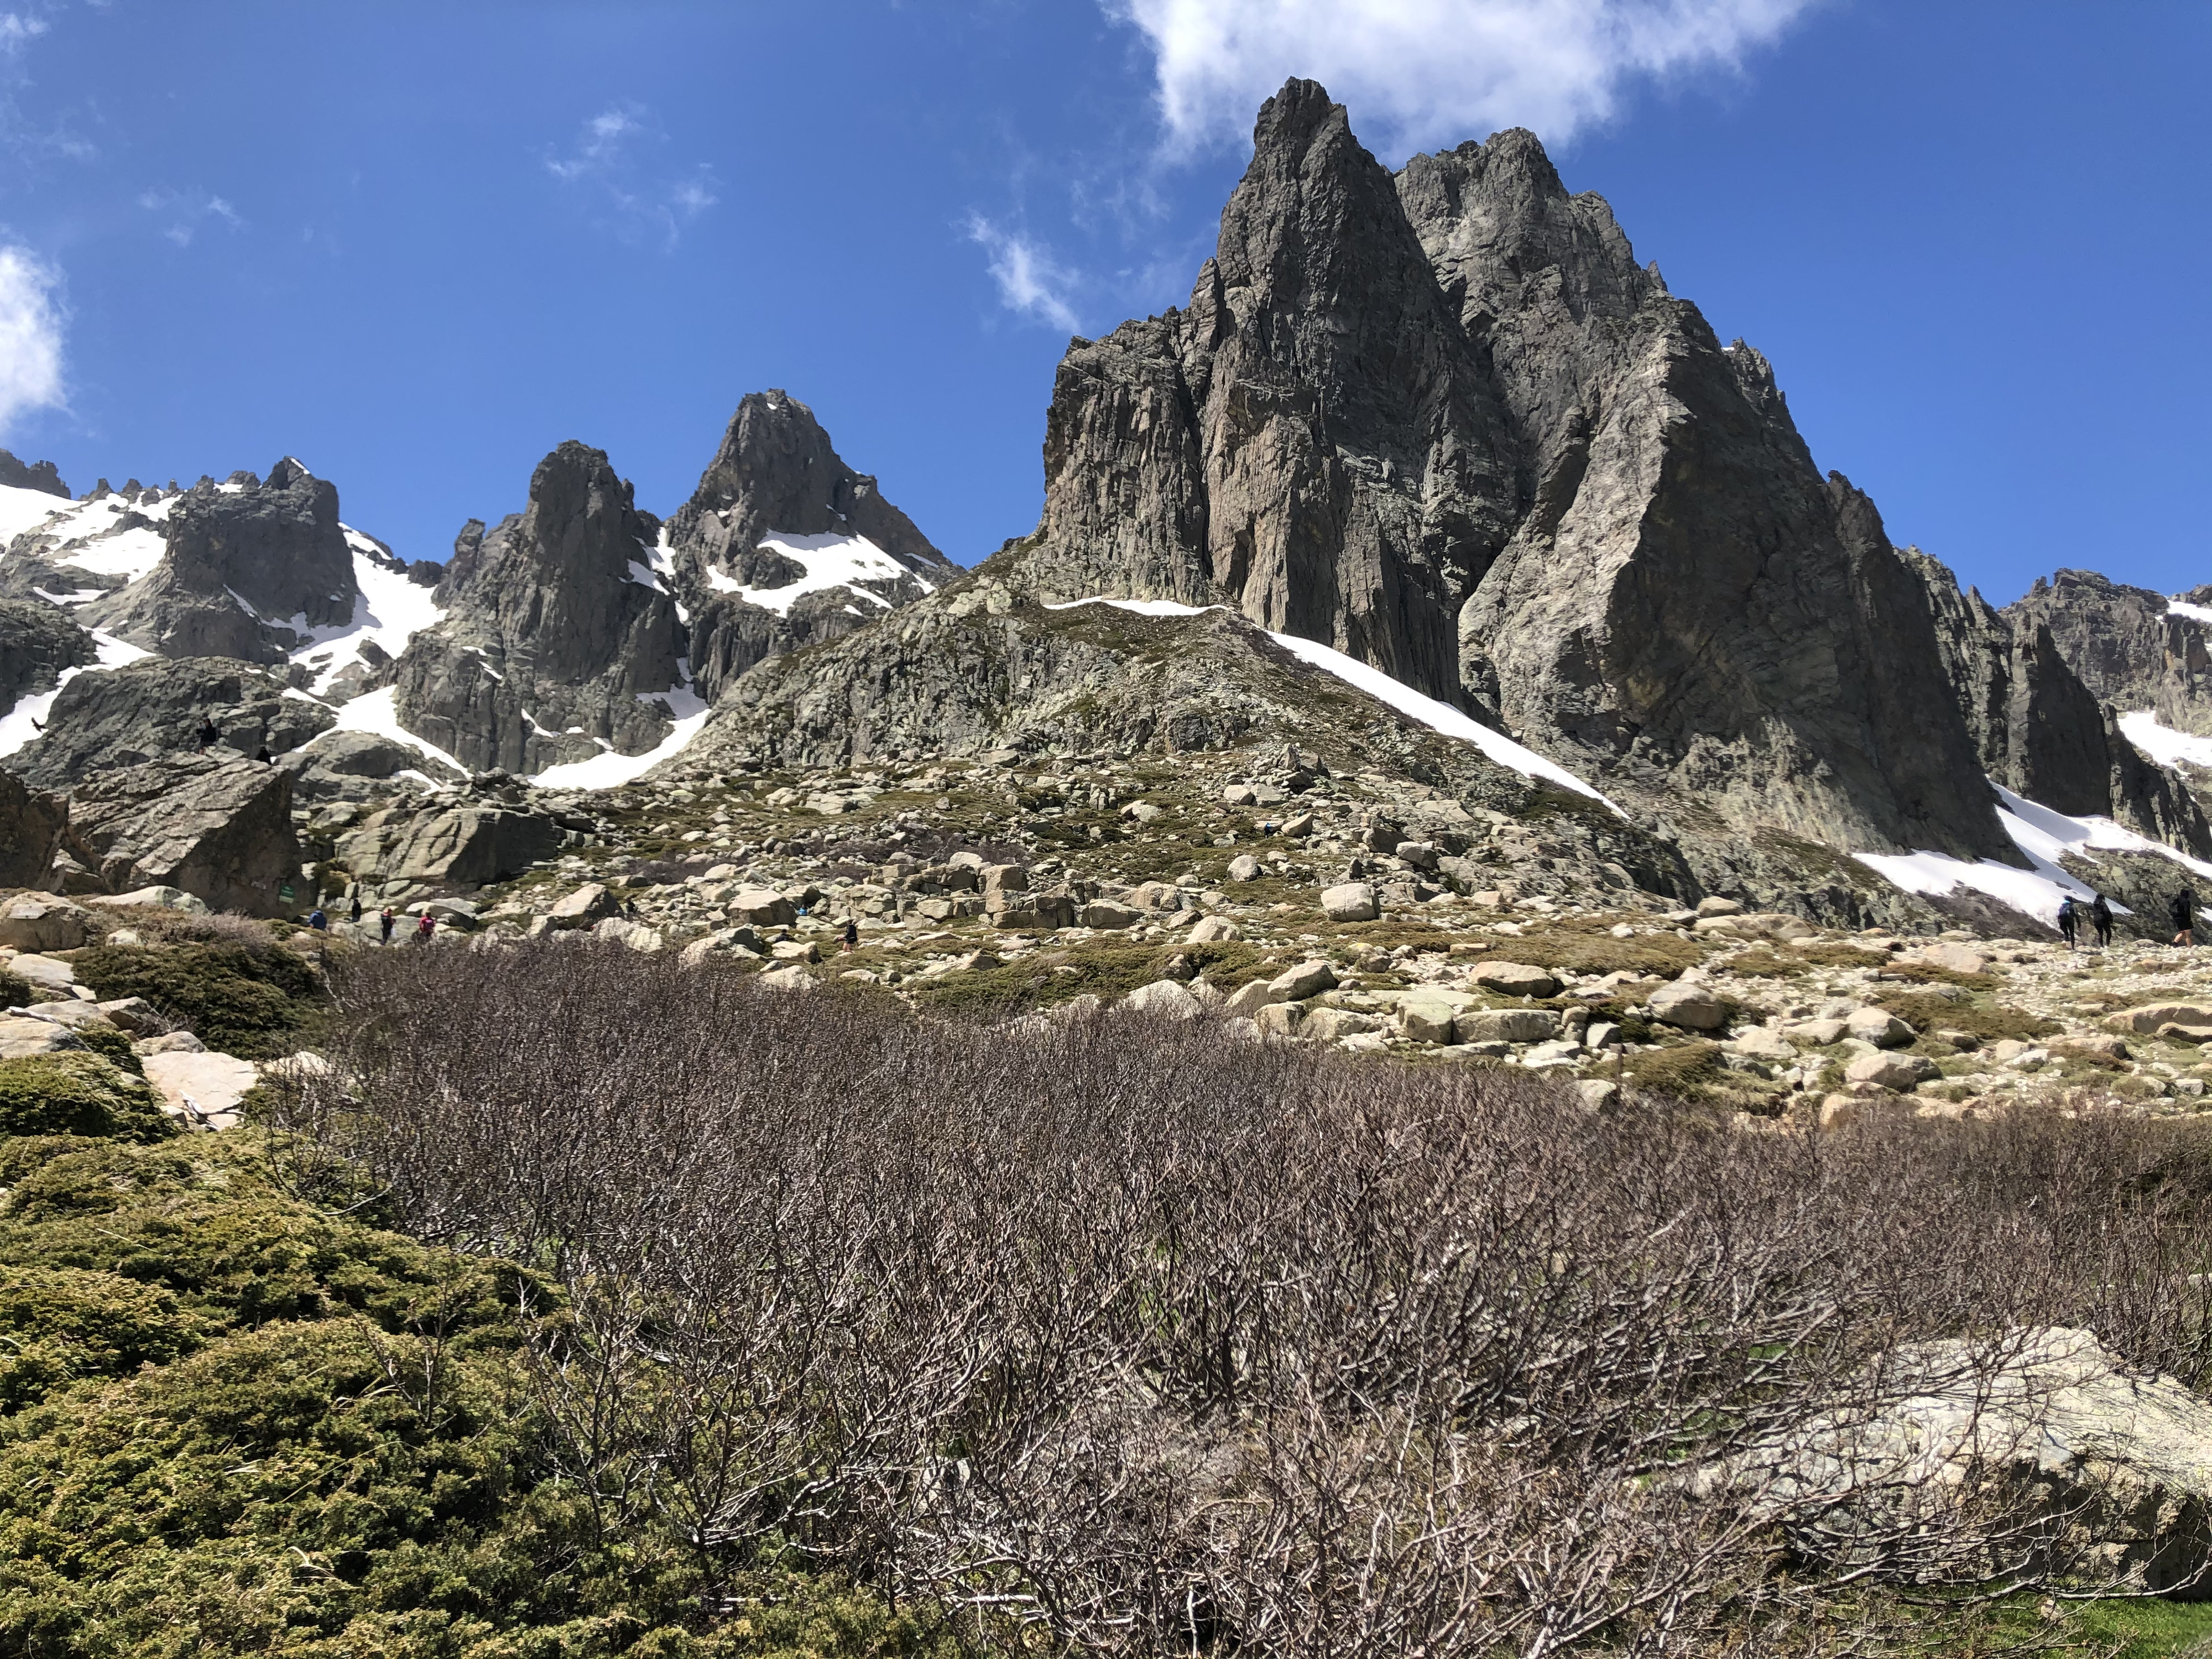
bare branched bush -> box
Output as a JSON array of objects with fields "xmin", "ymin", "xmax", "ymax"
[{"xmin": 266, "ymin": 940, "xmax": 2212, "ymax": 1655}]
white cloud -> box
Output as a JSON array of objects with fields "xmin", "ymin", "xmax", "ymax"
[
  {"xmin": 1108, "ymin": 0, "xmax": 1817, "ymax": 158},
  {"xmin": 965, "ymin": 213, "xmax": 1081, "ymax": 332},
  {"xmin": 138, "ymin": 187, "xmax": 244, "ymax": 247},
  {"xmin": 0, "ymin": 243, "xmax": 65, "ymax": 434},
  {"xmin": 545, "ymin": 103, "xmax": 718, "ymax": 249},
  {"xmin": 0, "ymin": 14, "xmax": 46, "ymax": 54}
]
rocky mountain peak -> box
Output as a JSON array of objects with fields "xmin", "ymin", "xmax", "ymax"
[
  {"xmin": 392, "ymin": 440, "xmax": 684, "ymax": 775},
  {"xmin": 1014, "ymin": 79, "xmax": 2007, "ymax": 860},
  {"xmin": 78, "ymin": 455, "xmax": 357, "ymax": 664},
  {"xmin": 0, "ymin": 447, "xmax": 70, "ymax": 497},
  {"xmin": 665, "ymin": 390, "xmax": 948, "ymax": 581}
]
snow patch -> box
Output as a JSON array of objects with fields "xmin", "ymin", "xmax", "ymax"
[
  {"xmin": 721, "ymin": 530, "xmax": 906, "ymax": 615},
  {"xmin": 1854, "ymin": 782, "xmax": 2212, "ymax": 928},
  {"xmin": 2168, "ymin": 600, "xmax": 2212, "ymax": 625},
  {"xmin": 2119, "ymin": 709, "xmax": 2212, "ymax": 771},
  {"xmin": 0, "ymin": 628, "xmax": 152, "ymax": 758},
  {"xmin": 286, "ymin": 548, "xmax": 445, "ymax": 696},
  {"xmin": 325, "ymin": 687, "xmax": 468, "ymax": 778},
  {"xmin": 1044, "ymin": 597, "xmax": 1626, "ymax": 813},
  {"xmin": 0, "ymin": 483, "xmax": 67, "ymax": 545},
  {"xmin": 54, "ymin": 525, "xmax": 165, "ymax": 582},
  {"xmin": 532, "ymin": 702, "xmax": 711, "ymax": 790}
]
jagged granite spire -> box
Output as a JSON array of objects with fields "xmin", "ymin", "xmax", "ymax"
[
  {"xmin": 1018, "ymin": 77, "xmax": 2009, "ymax": 861},
  {"xmin": 390, "ymin": 441, "xmax": 684, "ymax": 774}
]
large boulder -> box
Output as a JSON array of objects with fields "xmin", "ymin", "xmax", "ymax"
[
  {"xmin": 6, "ymin": 655, "xmax": 331, "ymax": 789},
  {"xmin": 280, "ymin": 728, "xmax": 464, "ymax": 800},
  {"xmin": 0, "ymin": 769, "xmax": 65, "ymax": 887},
  {"xmin": 1467, "ymin": 959, "xmax": 1559, "ymax": 999},
  {"xmin": 0, "ymin": 896, "xmax": 91, "ymax": 951},
  {"xmin": 1717, "ymin": 1328, "xmax": 2212, "ymax": 1595},
  {"xmin": 62, "ymin": 754, "xmax": 300, "ymax": 916},
  {"xmin": 1321, "ymin": 882, "xmax": 1378, "ymax": 922},
  {"xmin": 1649, "ymin": 982, "xmax": 1730, "ymax": 1031},
  {"xmin": 335, "ymin": 804, "xmax": 564, "ymax": 890}
]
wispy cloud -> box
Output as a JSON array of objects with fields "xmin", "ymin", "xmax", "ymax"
[
  {"xmin": 0, "ymin": 13, "xmax": 46, "ymax": 54},
  {"xmin": 0, "ymin": 242, "xmax": 65, "ymax": 434},
  {"xmin": 137, "ymin": 187, "xmax": 242, "ymax": 247},
  {"xmin": 544, "ymin": 102, "xmax": 719, "ymax": 250},
  {"xmin": 1107, "ymin": 0, "xmax": 1817, "ymax": 159},
  {"xmin": 964, "ymin": 213, "xmax": 1082, "ymax": 333}
]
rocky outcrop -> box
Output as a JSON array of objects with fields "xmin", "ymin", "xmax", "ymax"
[
  {"xmin": 332, "ymin": 801, "xmax": 565, "ymax": 892},
  {"xmin": 62, "ymin": 754, "xmax": 299, "ymax": 915},
  {"xmin": 84, "ymin": 460, "xmax": 358, "ymax": 663},
  {"xmin": 390, "ymin": 442, "xmax": 685, "ymax": 774},
  {"xmin": 0, "ymin": 769, "xmax": 65, "ymax": 886},
  {"xmin": 1900, "ymin": 550, "xmax": 2212, "ymax": 857},
  {"xmin": 661, "ymin": 392, "xmax": 958, "ymax": 703},
  {"xmin": 2006, "ymin": 570, "xmax": 2212, "ymax": 737},
  {"xmin": 0, "ymin": 449, "xmax": 69, "ymax": 497},
  {"xmin": 1013, "ymin": 80, "xmax": 2008, "ymax": 862},
  {"xmin": 5, "ymin": 657, "xmax": 332, "ymax": 790},
  {"xmin": 278, "ymin": 729, "xmax": 462, "ymax": 801},
  {"xmin": 0, "ymin": 598, "xmax": 93, "ymax": 716}
]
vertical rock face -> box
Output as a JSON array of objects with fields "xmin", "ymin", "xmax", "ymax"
[
  {"xmin": 0, "ymin": 598, "xmax": 93, "ymax": 717},
  {"xmin": 85, "ymin": 460, "xmax": 358, "ymax": 663},
  {"xmin": 661, "ymin": 391, "xmax": 957, "ymax": 703},
  {"xmin": 391, "ymin": 441, "xmax": 685, "ymax": 774},
  {"xmin": 0, "ymin": 769, "xmax": 65, "ymax": 887},
  {"xmin": 62, "ymin": 754, "xmax": 300, "ymax": 916},
  {"xmin": 1031, "ymin": 81, "xmax": 1515, "ymax": 701},
  {"xmin": 1021, "ymin": 79, "xmax": 2008, "ymax": 859},
  {"xmin": 1898, "ymin": 549, "xmax": 2212, "ymax": 855},
  {"xmin": 2006, "ymin": 570, "xmax": 2212, "ymax": 737}
]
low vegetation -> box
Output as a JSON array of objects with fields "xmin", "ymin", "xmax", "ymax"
[
  {"xmin": 217, "ymin": 939, "xmax": 2212, "ymax": 1657},
  {"xmin": 70, "ymin": 938, "xmax": 325, "ymax": 1059}
]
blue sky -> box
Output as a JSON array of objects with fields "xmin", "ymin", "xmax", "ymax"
[{"xmin": 0, "ymin": 1, "xmax": 2202, "ymax": 606}]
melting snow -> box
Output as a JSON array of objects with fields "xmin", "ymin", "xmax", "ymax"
[
  {"xmin": 286, "ymin": 540, "xmax": 445, "ymax": 695},
  {"xmin": 325, "ymin": 687, "xmax": 469, "ymax": 777},
  {"xmin": 2168, "ymin": 600, "xmax": 2212, "ymax": 625},
  {"xmin": 0, "ymin": 484, "xmax": 68, "ymax": 545},
  {"xmin": 534, "ymin": 695, "xmax": 711, "ymax": 789},
  {"xmin": 2118, "ymin": 709, "xmax": 2212, "ymax": 771},
  {"xmin": 0, "ymin": 629, "xmax": 153, "ymax": 758},
  {"xmin": 715, "ymin": 530, "xmax": 907, "ymax": 615},
  {"xmin": 1045, "ymin": 597, "xmax": 1626, "ymax": 813},
  {"xmin": 1854, "ymin": 783, "xmax": 2212, "ymax": 928}
]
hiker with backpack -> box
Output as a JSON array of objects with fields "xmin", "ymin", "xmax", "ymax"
[
  {"xmin": 2174, "ymin": 889, "xmax": 2197, "ymax": 947},
  {"xmin": 2091, "ymin": 892, "xmax": 2114, "ymax": 949},
  {"xmin": 2056, "ymin": 894, "xmax": 2079, "ymax": 950}
]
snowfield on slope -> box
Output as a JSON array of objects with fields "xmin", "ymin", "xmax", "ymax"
[
  {"xmin": 0, "ymin": 629, "xmax": 153, "ymax": 758},
  {"xmin": 708, "ymin": 530, "xmax": 919, "ymax": 615},
  {"xmin": 1853, "ymin": 784, "xmax": 2212, "ymax": 928},
  {"xmin": 2117, "ymin": 709, "xmax": 2212, "ymax": 772},
  {"xmin": 286, "ymin": 532, "xmax": 445, "ymax": 695},
  {"xmin": 1045, "ymin": 597, "xmax": 1626, "ymax": 814}
]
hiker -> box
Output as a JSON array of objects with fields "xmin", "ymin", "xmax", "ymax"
[
  {"xmin": 195, "ymin": 716, "xmax": 220, "ymax": 753},
  {"xmin": 379, "ymin": 906, "xmax": 397, "ymax": 945},
  {"xmin": 349, "ymin": 893, "xmax": 364, "ymax": 926},
  {"xmin": 2056, "ymin": 895, "xmax": 2079, "ymax": 951},
  {"xmin": 2091, "ymin": 892, "xmax": 2115, "ymax": 949},
  {"xmin": 842, "ymin": 917, "xmax": 859, "ymax": 954},
  {"xmin": 254, "ymin": 744, "xmax": 272, "ymax": 764},
  {"xmin": 2175, "ymin": 889, "xmax": 2197, "ymax": 947},
  {"xmin": 307, "ymin": 907, "xmax": 328, "ymax": 932},
  {"xmin": 415, "ymin": 911, "xmax": 436, "ymax": 942}
]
